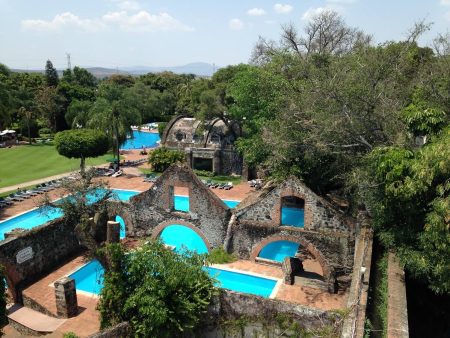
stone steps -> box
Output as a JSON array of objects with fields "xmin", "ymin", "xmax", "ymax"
[{"xmin": 7, "ymin": 304, "xmax": 66, "ymax": 336}]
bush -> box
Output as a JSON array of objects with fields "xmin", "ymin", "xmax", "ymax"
[
  {"xmin": 39, "ymin": 127, "xmax": 52, "ymax": 136},
  {"xmin": 97, "ymin": 242, "xmax": 217, "ymax": 337},
  {"xmin": 158, "ymin": 122, "xmax": 167, "ymax": 137},
  {"xmin": 148, "ymin": 147, "xmax": 184, "ymax": 172},
  {"xmin": 193, "ymin": 169, "xmax": 215, "ymax": 177},
  {"xmin": 62, "ymin": 332, "xmax": 79, "ymax": 338},
  {"xmin": 207, "ymin": 247, "xmax": 237, "ymax": 264}
]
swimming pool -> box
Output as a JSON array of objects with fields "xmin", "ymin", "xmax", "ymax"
[
  {"xmin": 281, "ymin": 207, "xmax": 304, "ymax": 227},
  {"xmin": 159, "ymin": 224, "xmax": 208, "ymax": 254},
  {"xmin": 0, "ymin": 189, "xmax": 138, "ymax": 240},
  {"xmin": 258, "ymin": 240, "xmax": 300, "ymax": 263},
  {"xmin": 174, "ymin": 195, "xmax": 239, "ymax": 212},
  {"xmin": 69, "ymin": 260, "xmax": 277, "ymax": 298},
  {"xmin": 120, "ymin": 130, "xmax": 160, "ymax": 150}
]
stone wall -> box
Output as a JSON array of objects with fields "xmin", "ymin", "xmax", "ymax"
[
  {"xmin": 228, "ymin": 222, "xmax": 354, "ymax": 292},
  {"xmin": 127, "ymin": 164, "xmax": 232, "ymax": 248},
  {"xmin": 88, "ymin": 322, "xmax": 130, "ymax": 338},
  {"xmin": 202, "ymin": 290, "xmax": 341, "ymax": 337},
  {"xmin": 236, "ymin": 177, "xmax": 354, "ymax": 234},
  {"xmin": 0, "ymin": 218, "xmax": 81, "ymax": 302}
]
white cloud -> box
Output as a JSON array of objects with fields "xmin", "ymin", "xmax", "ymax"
[
  {"xmin": 440, "ymin": 0, "xmax": 450, "ymax": 6},
  {"xmin": 247, "ymin": 8, "xmax": 266, "ymax": 16},
  {"xmin": 229, "ymin": 18, "xmax": 244, "ymax": 30},
  {"xmin": 22, "ymin": 10, "xmax": 194, "ymax": 33},
  {"xmin": 21, "ymin": 12, "xmax": 106, "ymax": 32},
  {"xmin": 102, "ymin": 11, "xmax": 194, "ymax": 32},
  {"xmin": 274, "ymin": 4, "xmax": 293, "ymax": 14},
  {"xmin": 302, "ymin": 6, "xmax": 342, "ymax": 21}
]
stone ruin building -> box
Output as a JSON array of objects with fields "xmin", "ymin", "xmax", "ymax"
[
  {"xmin": 0, "ymin": 163, "xmax": 373, "ymax": 337},
  {"xmin": 161, "ymin": 115, "xmax": 243, "ymax": 176}
]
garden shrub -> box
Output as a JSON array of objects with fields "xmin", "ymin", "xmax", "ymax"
[
  {"xmin": 39, "ymin": 127, "xmax": 52, "ymax": 136},
  {"xmin": 158, "ymin": 122, "xmax": 167, "ymax": 137},
  {"xmin": 148, "ymin": 147, "xmax": 184, "ymax": 172},
  {"xmin": 193, "ymin": 169, "xmax": 215, "ymax": 177},
  {"xmin": 207, "ymin": 247, "xmax": 237, "ymax": 264}
]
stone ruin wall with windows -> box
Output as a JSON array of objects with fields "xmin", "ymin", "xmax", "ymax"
[
  {"xmin": 161, "ymin": 115, "xmax": 243, "ymax": 175},
  {"xmin": 114, "ymin": 165, "xmax": 358, "ymax": 293},
  {"xmin": 228, "ymin": 177, "xmax": 357, "ymax": 292}
]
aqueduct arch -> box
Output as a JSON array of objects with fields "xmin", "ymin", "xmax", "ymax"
[
  {"xmin": 151, "ymin": 220, "xmax": 212, "ymax": 252},
  {"xmin": 250, "ymin": 234, "xmax": 335, "ymax": 289}
]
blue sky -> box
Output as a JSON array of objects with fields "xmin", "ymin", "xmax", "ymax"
[{"xmin": 0, "ymin": 0, "xmax": 449, "ymax": 69}]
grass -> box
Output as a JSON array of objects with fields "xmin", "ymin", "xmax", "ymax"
[{"xmin": 0, "ymin": 144, "xmax": 111, "ymax": 189}]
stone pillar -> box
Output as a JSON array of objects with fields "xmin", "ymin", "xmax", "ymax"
[
  {"xmin": 185, "ymin": 148, "xmax": 192, "ymax": 169},
  {"xmin": 54, "ymin": 277, "xmax": 78, "ymax": 318},
  {"xmin": 213, "ymin": 149, "xmax": 221, "ymax": 175},
  {"xmin": 107, "ymin": 221, "xmax": 120, "ymax": 243},
  {"xmin": 282, "ymin": 257, "xmax": 304, "ymax": 285}
]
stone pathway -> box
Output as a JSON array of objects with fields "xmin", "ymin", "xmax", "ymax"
[{"xmin": 7, "ymin": 304, "xmax": 66, "ymax": 334}]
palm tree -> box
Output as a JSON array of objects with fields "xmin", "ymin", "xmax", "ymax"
[
  {"xmin": 18, "ymin": 106, "xmax": 33, "ymax": 145},
  {"xmin": 88, "ymin": 83, "xmax": 141, "ymax": 169}
]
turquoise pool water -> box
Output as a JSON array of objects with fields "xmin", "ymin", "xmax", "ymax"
[
  {"xmin": 174, "ymin": 195, "xmax": 239, "ymax": 212},
  {"xmin": 120, "ymin": 131, "xmax": 160, "ymax": 150},
  {"xmin": 69, "ymin": 260, "xmax": 277, "ymax": 298},
  {"xmin": 281, "ymin": 207, "xmax": 304, "ymax": 227},
  {"xmin": 258, "ymin": 240, "xmax": 300, "ymax": 262},
  {"xmin": 206, "ymin": 267, "xmax": 276, "ymax": 298},
  {"xmin": 159, "ymin": 224, "xmax": 208, "ymax": 254},
  {"xmin": 0, "ymin": 189, "xmax": 138, "ymax": 240}
]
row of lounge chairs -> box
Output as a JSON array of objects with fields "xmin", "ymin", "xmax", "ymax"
[
  {"xmin": 0, "ymin": 178, "xmax": 74, "ymax": 209},
  {"xmin": 99, "ymin": 168, "xmax": 124, "ymax": 177},
  {"xmin": 202, "ymin": 180, "xmax": 234, "ymax": 190},
  {"xmin": 122, "ymin": 159, "xmax": 147, "ymax": 167}
]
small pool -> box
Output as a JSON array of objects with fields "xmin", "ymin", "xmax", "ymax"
[
  {"xmin": 174, "ymin": 195, "xmax": 239, "ymax": 212},
  {"xmin": 159, "ymin": 224, "xmax": 208, "ymax": 254},
  {"xmin": 206, "ymin": 267, "xmax": 277, "ymax": 298},
  {"xmin": 69, "ymin": 259, "xmax": 104, "ymax": 295},
  {"xmin": 69, "ymin": 260, "xmax": 277, "ymax": 298},
  {"xmin": 0, "ymin": 189, "xmax": 138, "ymax": 240},
  {"xmin": 120, "ymin": 130, "xmax": 160, "ymax": 150},
  {"xmin": 258, "ymin": 240, "xmax": 300, "ymax": 263},
  {"xmin": 281, "ymin": 207, "xmax": 304, "ymax": 228}
]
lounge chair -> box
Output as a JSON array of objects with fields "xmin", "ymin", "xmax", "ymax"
[
  {"xmin": 112, "ymin": 170, "xmax": 123, "ymax": 178},
  {"xmin": 223, "ymin": 182, "xmax": 233, "ymax": 190},
  {"xmin": 103, "ymin": 169, "xmax": 115, "ymax": 177},
  {"xmin": 9, "ymin": 193, "xmax": 25, "ymax": 202}
]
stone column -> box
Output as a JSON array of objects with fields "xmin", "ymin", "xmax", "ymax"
[
  {"xmin": 107, "ymin": 221, "xmax": 121, "ymax": 243},
  {"xmin": 54, "ymin": 277, "xmax": 78, "ymax": 318},
  {"xmin": 213, "ymin": 149, "xmax": 221, "ymax": 175}
]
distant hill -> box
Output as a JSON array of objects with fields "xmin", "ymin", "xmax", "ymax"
[{"xmin": 11, "ymin": 62, "xmax": 217, "ymax": 78}]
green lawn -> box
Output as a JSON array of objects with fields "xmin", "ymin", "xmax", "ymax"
[{"xmin": 0, "ymin": 144, "xmax": 110, "ymax": 188}]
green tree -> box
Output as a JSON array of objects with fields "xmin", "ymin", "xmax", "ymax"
[
  {"xmin": 18, "ymin": 106, "xmax": 34, "ymax": 144},
  {"xmin": 148, "ymin": 147, "xmax": 185, "ymax": 172},
  {"xmin": 54, "ymin": 129, "xmax": 109, "ymax": 176},
  {"xmin": 97, "ymin": 241, "xmax": 217, "ymax": 337},
  {"xmin": 35, "ymin": 85, "xmax": 63, "ymax": 131},
  {"xmin": 65, "ymin": 100, "xmax": 93, "ymax": 128},
  {"xmin": 45, "ymin": 59, "xmax": 59, "ymax": 87}
]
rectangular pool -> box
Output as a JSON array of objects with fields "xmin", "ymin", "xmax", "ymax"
[
  {"xmin": 69, "ymin": 260, "xmax": 277, "ymax": 298},
  {"xmin": 174, "ymin": 195, "xmax": 239, "ymax": 212}
]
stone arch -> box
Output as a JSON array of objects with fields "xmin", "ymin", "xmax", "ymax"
[
  {"xmin": 250, "ymin": 234, "xmax": 335, "ymax": 288},
  {"xmin": 161, "ymin": 115, "xmax": 187, "ymax": 144},
  {"xmin": 107, "ymin": 202, "xmax": 135, "ymax": 238},
  {"xmin": 152, "ymin": 220, "xmax": 212, "ymax": 252}
]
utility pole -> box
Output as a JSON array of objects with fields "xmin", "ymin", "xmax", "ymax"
[{"xmin": 66, "ymin": 52, "xmax": 71, "ymax": 70}]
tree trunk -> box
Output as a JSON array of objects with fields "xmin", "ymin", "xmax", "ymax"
[
  {"xmin": 80, "ymin": 156, "xmax": 86, "ymax": 177},
  {"xmin": 115, "ymin": 130, "xmax": 120, "ymax": 170},
  {"xmin": 27, "ymin": 121, "xmax": 31, "ymax": 145}
]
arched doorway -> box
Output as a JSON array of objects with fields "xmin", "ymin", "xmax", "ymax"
[
  {"xmin": 115, "ymin": 215, "xmax": 126, "ymax": 239},
  {"xmin": 281, "ymin": 196, "xmax": 305, "ymax": 227},
  {"xmin": 258, "ymin": 240, "xmax": 300, "ymax": 263},
  {"xmin": 157, "ymin": 224, "xmax": 209, "ymax": 254}
]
